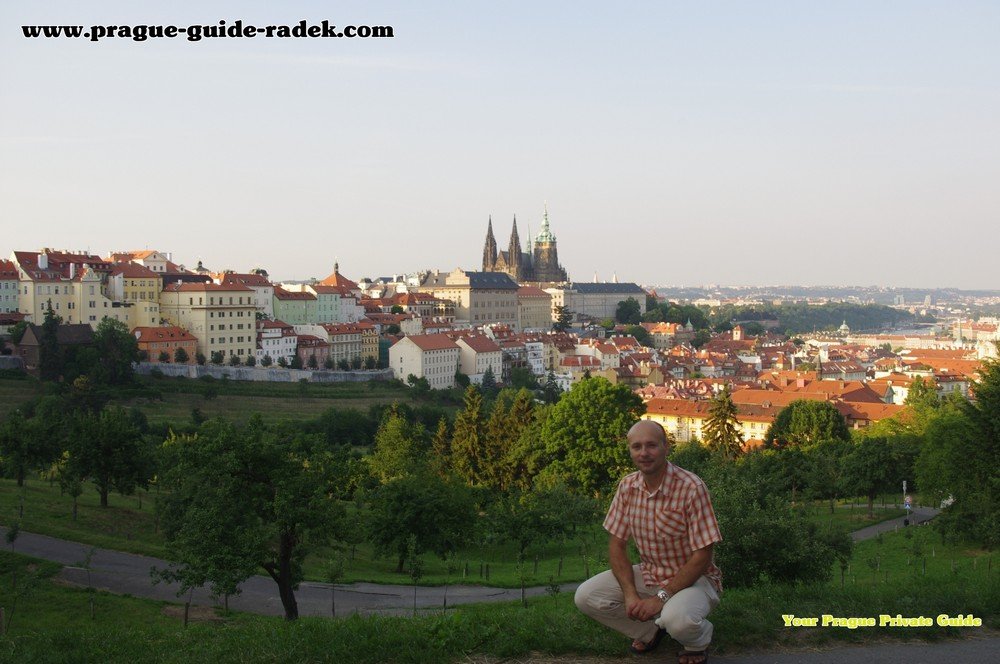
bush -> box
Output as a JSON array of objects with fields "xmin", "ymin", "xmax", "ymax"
[{"xmin": 707, "ymin": 465, "xmax": 852, "ymax": 587}]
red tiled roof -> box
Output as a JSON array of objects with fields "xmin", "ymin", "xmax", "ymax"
[
  {"xmin": 132, "ymin": 326, "xmax": 197, "ymax": 343},
  {"xmin": 396, "ymin": 333, "xmax": 459, "ymax": 352},
  {"xmin": 220, "ymin": 273, "xmax": 272, "ymax": 288},
  {"xmin": 318, "ymin": 267, "xmax": 359, "ymax": 290},
  {"xmin": 162, "ymin": 282, "xmax": 252, "ymax": 293},
  {"xmin": 273, "ymin": 287, "xmax": 316, "ymax": 301},
  {"xmin": 110, "ymin": 262, "xmax": 159, "ymax": 278},
  {"xmin": 457, "ymin": 335, "xmax": 502, "ymax": 353},
  {"xmin": 517, "ymin": 286, "xmax": 550, "ymax": 297},
  {"xmin": 0, "ymin": 259, "xmax": 18, "ymax": 280}
]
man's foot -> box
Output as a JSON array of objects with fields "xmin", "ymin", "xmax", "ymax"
[
  {"xmin": 678, "ymin": 649, "xmax": 708, "ymax": 664},
  {"xmin": 629, "ymin": 627, "xmax": 666, "ymax": 654}
]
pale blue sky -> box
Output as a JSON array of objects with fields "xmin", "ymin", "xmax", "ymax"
[{"xmin": 2, "ymin": 2, "xmax": 997, "ymax": 288}]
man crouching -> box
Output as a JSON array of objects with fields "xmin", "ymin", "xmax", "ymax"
[{"xmin": 575, "ymin": 420, "xmax": 723, "ymax": 664}]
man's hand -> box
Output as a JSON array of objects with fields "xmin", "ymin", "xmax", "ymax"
[{"xmin": 626, "ymin": 595, "xmax": 664, "ymax": 621}]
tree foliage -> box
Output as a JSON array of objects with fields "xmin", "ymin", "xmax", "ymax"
[
  {"xmin": 537, "ymin": 377, "xmax": 644, "ymax": 496},
  {"xmin": 552, "ymin": 305, "xmax": 573, "ymax": 332},
  {"xmin": 702, "ymin": 387, "xmax": 744, "ymax": 460},
  {"xmin": 366, "ymin": 472, "xmax": 476, "ymax": 573},
  {"xmin": 615, "ymin": 297, "xmax": 642, "ymax": 325},
  {"xmin": 91, "ymin": 317, "xmax": 138, "ymax": 385},
  {"xmin": 67, "ymin": 407, "xmax": 149, "ymax": 507},
  {"xmin": 155, "ymin": 418, "xmax": 344, "ymax": 619},
  {"xmin": 915, "ymin": 359, "xmax": 1000, "ymax": 547},
  {"xmin": 765, "ymin": 400, "xmax": 850, "ymax": 448},
  {"xmin": 841, "ymin": 437, "xmax": 897, "ymax": 518},
  {"xmin": 367, "ymin": 406, "xmax": 427, "ymax": 484}
]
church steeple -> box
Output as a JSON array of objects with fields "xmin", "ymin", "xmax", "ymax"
[
  {"xmin": 508, "ymin": 216, "xmax": 522, "ymax": 277},
  {"xmin": 483, "ymin": 216, "xmax": 498, "ymax": 271},
  {"xmin": 536, "ymin": 202, "xmax": 555, "ymax": 243}
]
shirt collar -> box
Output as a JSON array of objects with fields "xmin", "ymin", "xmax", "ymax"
[{"xmin": 634, "ymin": 461, "xmax": 674, "ymax": 497}]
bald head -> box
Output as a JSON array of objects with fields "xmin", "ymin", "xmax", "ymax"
[
  {"xmin": 626, "ymin": 420, "xmax": 669, "ymax": 480},
  {"xmin": 628, "ymin": 420, "xmax": 667, "ymax": 445}
]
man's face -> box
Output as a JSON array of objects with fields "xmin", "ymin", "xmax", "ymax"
[{"xmin": 627, "ymin": 421, "xmax": 669, "ymax": 477}]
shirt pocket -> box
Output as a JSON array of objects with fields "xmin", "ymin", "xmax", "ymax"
[{"xmin": 655, "ymin": 509, "xmax": 688, "ymax": 540}]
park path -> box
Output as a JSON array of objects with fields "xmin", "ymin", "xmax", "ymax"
[
  {"xmin": 0, "ymin": 526, "xmax": 573, "ymax": 617},
  {"xmin": 0, "ymin": 505, "xmax": 940, "ymax": 617},
  {"xmin": 9, "ymin": 505, "xmax": 993, "ymax": 664}
]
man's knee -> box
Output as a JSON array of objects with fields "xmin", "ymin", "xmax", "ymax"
[
  {"xmin": 659, "ymin": 608, "xmax": 697, "ymax": 640},
  {"xmin": 574, "ymin": 580, "xmax": 603, "ymax": 615},
  {"xmin": 574, "ymin": 573, "xmax": 619, "ymax": 616}
]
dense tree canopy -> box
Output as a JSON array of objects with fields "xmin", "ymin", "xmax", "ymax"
[
  {"xmin": 765, "ymin": 400, "xmax": 850, "ymax": 448},
  {"xmin": 916, "ymin": 359, "xmax": 1000, "ymax": 547},
  {"xmin": 366, "ymin": 471, "xmax": 477, "ymax": 573},
  {"xmin": 615, "ymin": 297, "xmax": 642, "ymax": 325},
  {"xmin": 703, "ymin": 387, "xmax": 744, "ymax": 460},
  {"xmin": 156, "ymin": 418, "xmax": 344, "ymax": 619},
  {"xmin": 537, "ymin": 377, "xmax": 644, "ymax": 496}
]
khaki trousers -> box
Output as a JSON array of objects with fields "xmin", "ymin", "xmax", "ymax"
[{"xmin": 574, "ymin": 566, "xmax": 720, "ymax": 651}]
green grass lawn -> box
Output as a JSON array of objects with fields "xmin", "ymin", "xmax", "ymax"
[
  {"xmin": 0, "ymin": 479, "xmax": 943, "ymax": 591},
  {"xmin": 0, "ymin": 479, "xmax": 605, "ymax": 587},
  {"xmin": 1, "ymin": 524, "xmax": 997, "ymax": 663},
  {"xmin": 797, "ymin": 502, "xmax": 907, "ymax": 535},
  {"xmin": 0, "ymin": 375, "xmax": 443, "ymax": 428},
  {"xmin": 0, "ymin": 378, "xmax": 43, "ymax": 419}
]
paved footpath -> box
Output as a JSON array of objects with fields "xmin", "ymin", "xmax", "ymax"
[
  {"xmin": 0, "ymin": 526, "xmax": 573, "ymax": 617},
  {"xmin": 6, "ymin": 505, "xmax": 996, "ymax": 663}
]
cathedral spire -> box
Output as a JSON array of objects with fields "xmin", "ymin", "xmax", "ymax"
[
  {"xmin": 536, "ymin": 202, "xmax": 555, "ymax": 242},
  {"xmin": 508, "ymin": 215, "xmax": 522, "ymax": 276},
  {"xmin": 483, "ymin": 216, "xmax": 498, "ymax": 271}
]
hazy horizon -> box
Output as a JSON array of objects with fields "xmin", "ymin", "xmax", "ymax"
[{"xmin": 3, "ymin": 2, "xmax": 998, "ymax": 290}]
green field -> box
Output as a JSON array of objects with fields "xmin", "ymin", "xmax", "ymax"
[
  {"xmin": 0, "ymin": 378, "xmax": 40, "ymax": 419},
  {"xmin": 0, "ymin": 478, "xmax": 606, "ymax": 587},
  {"xmin": 797, "ymin": 502, "xmax": 908, "ymax": 535},
  {"xmin": 0, "ymin": 524, "xmax": 996, "ymax": 663},
  {"xmin": 0, "ymin": 479, "xmax": 926, "ymax": 591},
  {"xmin": 0, "ymin": 375, "xmax": 449, "ymax": 429}
]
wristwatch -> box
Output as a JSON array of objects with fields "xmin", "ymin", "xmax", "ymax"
[{"xmin": 656, "ymin": 589, "xmax": 672, "ymax": 603}]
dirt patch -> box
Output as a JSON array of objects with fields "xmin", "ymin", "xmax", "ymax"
[{"xmin": 161, "ymin": 605, "xmax": 226, "ymax": 623}]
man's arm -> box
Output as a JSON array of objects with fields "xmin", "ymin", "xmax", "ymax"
[
  {"xmin": 609, "ymin": 533, "xmax": 639, "ymax": 605},
  {"xmin": 660, "ymin": 543, "xmax": 713, "ymax": 596},
  {"xmin": 610, "ymin": 534, "xmax": 666, "ymax": 622}
]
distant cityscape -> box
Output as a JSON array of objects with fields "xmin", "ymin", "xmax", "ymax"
[{"xmin": 1, "ymin": 212, "xmax": 997, "ymax": 443}]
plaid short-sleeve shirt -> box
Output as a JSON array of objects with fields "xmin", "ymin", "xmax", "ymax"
[{"xmin": 603, "ymin": 462, "xmax": 723, "ymax": 592}]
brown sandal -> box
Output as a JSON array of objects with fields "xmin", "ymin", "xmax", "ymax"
[
  {"xmin": 629, "ymin": 627, "xmax": 666, "ymax": 654},
  {"xmin": 678, "ymin": 650, "xmax": 708, "ymax": 664}
]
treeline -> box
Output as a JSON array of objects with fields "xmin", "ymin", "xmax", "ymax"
[{"xmin": 708, "ymin": 302, "xmax": 914, "ymax": 335}]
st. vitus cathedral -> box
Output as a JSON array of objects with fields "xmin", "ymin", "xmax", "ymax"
[{"xmin": 481, "ymin": 206, "xmax": 568, "ymax": 283}]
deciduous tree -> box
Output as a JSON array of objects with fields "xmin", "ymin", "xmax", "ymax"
[
  {"xmin": 537, "ymin": 377, "xmax": 643, "ymax": 496},
  {"xmin": 764, "ymin": 400, "xmax": 849, "ymax": 448},
  {"xmin": 155, "ymin": 419, "xmax": 344, "ymax": 620},
  {"xmin": 366, "ymin": 472, "xmax": 476, "ymax": 573}
]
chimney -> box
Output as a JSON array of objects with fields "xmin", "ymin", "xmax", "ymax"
[
  {"xmin": 69, "ymin": 263, "xmax": 76, "ymax": 279},
  {"xmin": 38, "ymin": 251, "xmax": 48, "ymax": 269}
]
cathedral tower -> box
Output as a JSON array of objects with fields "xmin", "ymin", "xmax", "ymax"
[
  {"xmin": 482, "ymin": 216, "xmax": 498, "ymax": 271},
  {"xmin": 531, "ymin": 204, "xmax": 567, "ymax": 283}
]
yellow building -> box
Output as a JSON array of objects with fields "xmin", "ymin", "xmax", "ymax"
[
  {"xmin": 419, "ymin": 269, "xmax": 519, "ymax": 330},
  {"xmin": 159, "ymin": 282, "xmax": 256, "ymax": 361},
  {"xmin": 108, "ymin": 263, "xmax": 162, "ymax": 328},
  {"xmin": 12, "ymin": 249, "xmax": 129, "ymax": 328},
  {"xmin": 641, "ymin": 397, "xmax": 776, "ymax": 447},
  {"xmin": 517, "ymin": 286, "xmax": 553, "ymax": 332}
]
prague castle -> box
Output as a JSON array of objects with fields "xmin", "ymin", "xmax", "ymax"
[{"xmin": 481, "ymin": 206, "xmax": 568, "ymax": 283}]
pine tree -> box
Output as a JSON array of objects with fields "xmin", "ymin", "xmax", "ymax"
[
  {"xmin": 703, "ymin": 386, "xmax": 745, "ymax": 460},
  {"xmin": 429, "ymin": 416, "xmax": 451, "ymax": 477},
  {"xmin": 450, "ymin": 386, "xmax": 485, "ymax": 485},
  {"xmin": 39, "ymin": 301, "xmax": 63, "ymax": 381}
]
